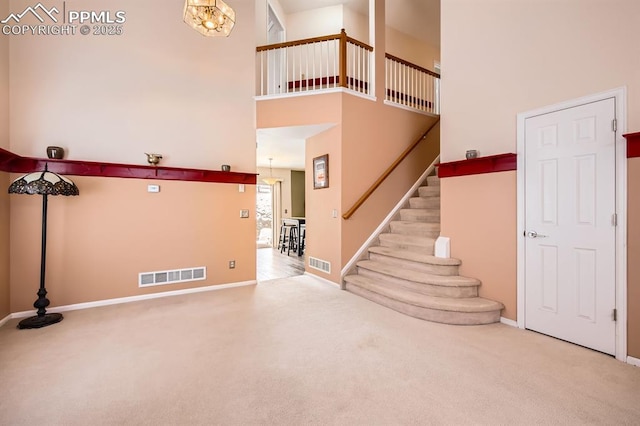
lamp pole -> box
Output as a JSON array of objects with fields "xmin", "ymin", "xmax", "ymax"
[{"xmin": 18, "ymin": 192, "xmax": 63, "ymax": 329}]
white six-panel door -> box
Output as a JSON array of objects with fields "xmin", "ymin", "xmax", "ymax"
[{"xmin": 524, "ymin": 98, "xmax": 616, "ymax": 355}]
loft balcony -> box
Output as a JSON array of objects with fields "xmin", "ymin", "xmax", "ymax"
[{"xmin": 256, "ymin": 30, "xmax": 440, "ymax": 116}]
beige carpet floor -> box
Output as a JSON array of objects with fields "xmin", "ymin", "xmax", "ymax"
[{"xmin": 1, "ymin": 274, "xmax": 639, "ymax": 425}]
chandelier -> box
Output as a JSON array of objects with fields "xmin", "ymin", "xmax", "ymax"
[{"xmin": 184, "ymin": 0, "xmax": 236, "ymax": 37}]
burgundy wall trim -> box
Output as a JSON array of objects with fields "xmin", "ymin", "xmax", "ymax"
[
  {"xmin": 438, "ymin": 153, "xmax": 517, "ymax": 178},
  {"xmin": 624, "ymin": 132, "xmax": 640, "ymax": 158},
  {"xmin": 0, "ymin": 148, "xmax": 257, "ymax": 185}
]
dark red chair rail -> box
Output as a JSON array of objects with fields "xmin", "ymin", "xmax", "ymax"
[
  {"xmin": 0, "ymin": 148, "xmax": 257, "ymax": 185},
  {"xmin": 438, "ymin": 153, "xmax": 517, "ymax": 178},
  {"xmin": 624, "ymin": 132, "xmax": 640, "ymax": 158}
]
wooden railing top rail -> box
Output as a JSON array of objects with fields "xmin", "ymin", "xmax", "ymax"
[
  {"xmin": 385, "ymin": 53, "xmax": 440, "ymax": 78},
  {"xmin": 345, "ymin": 32, "xmax": 374, "ymax": 52},
  {"xmin": 342, "ymin": 118, "xmax": 440, "ymax": 220},
  {"xmin": 256, "ymin": 29, "xmax": 373, "ymax": 53}
]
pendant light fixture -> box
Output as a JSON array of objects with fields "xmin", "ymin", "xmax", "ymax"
[{"xmin": 262, "ymin": 158, "xmax": 282, "ymax": 185}]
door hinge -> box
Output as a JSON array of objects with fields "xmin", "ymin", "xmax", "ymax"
[
  {"xmin": 612, "ymin": 119, "xmax": 617, "ymax": 132},
  {"xmin": 612, "ymin": 213, "xmax": 618, "ymax": 227},
  {"xmin": 613, "ymin": 308, "xmax": 617, "ymax": 322}
]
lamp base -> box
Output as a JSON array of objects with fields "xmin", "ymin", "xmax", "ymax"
[{"xmin": 17, "ymin": 313, "xmax": 63, "ymax": 329}]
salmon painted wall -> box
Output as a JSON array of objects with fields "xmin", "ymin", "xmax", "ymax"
[
  {"xmin": 0, "ymin": 171, "xmax": 8, "ymax": 319},
  {"xmin": 441, "ymin": 172, "xmax": 517, "ymax": 320},
  {"xmin": 257, "ymin": 93, "xmax": 342, "ymax": 129},
  {"xmin": 284, "ymin": 4, "xmax": 367, "ymax": 42},
  {"xmin": 341, "ymin": 95, "xmax": 438, "ymax": 266},
  {"xmin": 5, "ymin": 0, "xmax": 258, "ymax": 313},
  {"xmin": 343, "ymin": 6, "xmax": 369, "ymax": 43},
  {"xmin": 440, "ymin": 0, "xmax": 640, "ymax": 348},
  {"xmin": 628, "ymin": 158, "xmax": 640, "ymax": 358},
  {"xmin": 306, "ymin": 126, "xmax": 343, "ymax": 283},
  {"xmin": 440, "ymin": 0, "xmax": 640, "ymax": 161},
  {"xmin": 9, "ymin": 177, "xmax": 256, "ymax": 312},
  {"xmin": 0, "ymin": 0, "xmax": 9, "ymax": 319},
  {"xmin": 386, "ymin": 27, "xmax": 439, "ymax": 72},
  {"xmin": 286, "ymin": 6, "xmax": 345, "ymax": 40},
  {"xmin": 0, "ymin": 172, "xmax": 8, "ymax": 320},
  {"xmin": 9, "ymin": 0, "xmax": 256, "ymax": 170}
]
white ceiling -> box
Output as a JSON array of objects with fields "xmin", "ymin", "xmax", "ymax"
[
  {"xmin": 256, "ymin": 0, "xmax": 439, "ymax": 170},
  {"xmin": 257, "ymin": 124, "xmax": 336, "ymax": 169},
  {"xmin": 278, "ymin": 0, "xmax": 368, "ymax": 15}
]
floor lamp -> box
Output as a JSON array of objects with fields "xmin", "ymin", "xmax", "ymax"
[{"xmin": 8, "ymin": 165, "xmax": 79, "ymax": 329}]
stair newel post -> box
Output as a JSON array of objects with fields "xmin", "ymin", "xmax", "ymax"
[{"xmin": 339, "ymin": 29, "xmax": 347, "ymax": 88}]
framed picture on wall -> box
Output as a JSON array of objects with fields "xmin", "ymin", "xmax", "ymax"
[{"xmin": 313, "ymin": 154, "xmax": 329, "ymax": 189}]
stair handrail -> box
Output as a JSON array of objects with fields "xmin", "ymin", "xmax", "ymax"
[
  {"xmin": 385, "ymin": 53, "xmax": 441, "ymax": 78},
  {"xmin": 342, "ymin": 118, "xmax": 440, "ymax": 220}
]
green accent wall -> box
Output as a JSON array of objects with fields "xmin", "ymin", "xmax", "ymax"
[{"xmin": 291, "ymin": 170, "xmax": 306, "ymax": 217}]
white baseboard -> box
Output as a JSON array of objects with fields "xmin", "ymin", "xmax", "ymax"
[
  {"xmin": 0, "ymin": 313, "xmax": 11, "ymax": 328},
  {"xmin": 8, "ymin": 280, "xmax": 257, "ymax": 321},
  {"xmin": 500, "ymin": 317, "xmax": 518, "ymax": 328},
  {"xmin": 627, "ymin": 356, "xmax": 640, "ymax": 367},
  {"xmin": 304, "ymin": 272, "xmax": 340, "ymax": 288}
]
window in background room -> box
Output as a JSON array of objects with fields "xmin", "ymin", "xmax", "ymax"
[{"xmin": 256, "ymin": 184, "xmax": 273, "ymax": 248}]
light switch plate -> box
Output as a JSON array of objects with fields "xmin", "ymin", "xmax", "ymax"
[
  {"xmin": 148, "ymin": 185, "xmax": 160, "ymax": 193},
  {"xmin": 240, "ymin": 209, "xmax": 250, "ymax": 218}
]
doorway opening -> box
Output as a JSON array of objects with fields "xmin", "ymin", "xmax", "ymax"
[{"xmin": 255, "ymin": 163, "xmax": 306, "ymax": 282}]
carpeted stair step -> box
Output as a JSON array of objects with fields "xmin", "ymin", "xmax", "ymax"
[
  {"xmin": 368, "ymin": 246, "xmax": 460, "ymax": 276},
  {"xmin": 399, "ymin": 208, "xmax": 440, "ymax": 222},
  {"xmin": 390, "ymin": 221, "xmax": 440, "ymax": 238},
  {"xmin": 355, "ymin": 260, "xmax": 479, "ymax": 298},
  {"xmin": 344, "ymin": 275, "xmax": 503, "ymax": 325},
  {"xmin": 418, "ymin": 186, "xmax": 440, "ymax": 197},
  {"xmin": 378, "ymin": 233, "xmax": 436, "ymax": 254},
  {"xmin": 426, "ymin": 175, "xmax": 440, "ymax": 186},
  {"xmin": 409, "ymin": 196, "xmax": 440, "ymax": 209}
]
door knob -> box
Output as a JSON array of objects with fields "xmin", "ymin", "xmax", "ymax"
[{"xmin": 526, "ymin": 231, "xmax": 548, "ymax": 238}]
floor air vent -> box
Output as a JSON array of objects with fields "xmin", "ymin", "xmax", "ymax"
[
  {"xmin": 309, "ymin": 257, "xmax": 331, "ymax": 273},
  {"xmin": 139, "ymin": 267, "xmax": 206, "ymax": 287}
]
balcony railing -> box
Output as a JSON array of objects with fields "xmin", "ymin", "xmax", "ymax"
[
  {"xmin": 385, "ymin": 53, "xmax": 440, "ymax": 115},
  {"xmin": 256, "ymin": 30, "xmax": 373, "ymax": 97},
  {"xmin": 256, "ymin": 30, "xmax": 440, "ymax": 115}
]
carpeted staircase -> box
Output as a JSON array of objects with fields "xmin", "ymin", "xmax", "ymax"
[{"xmin": 343, "ymin": 174, "xmax": 504, "ymax": 325}]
